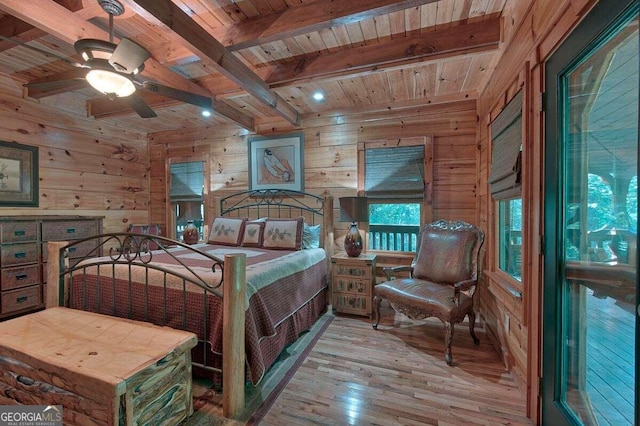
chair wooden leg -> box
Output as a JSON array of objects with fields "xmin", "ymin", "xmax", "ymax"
[
  {"xmin": 372, "ymin": 295, "xmax": 382, "ymax": 329},
  {"xmin": 444, "ymin": 321, "xmax": 454, "ymax": 365},
  {"xmin": 468, "ymin": 310, "xmax": 480, "ymax": 345}
]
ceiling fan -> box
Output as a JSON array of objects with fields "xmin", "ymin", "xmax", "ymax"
[{"xmin": 16, "ymin": 0, "xmax": 212, "ymax": 118}]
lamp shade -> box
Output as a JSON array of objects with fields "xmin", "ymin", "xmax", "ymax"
[{"xmin": 339, "ymin": 197, "xmax": 368, "ymax": 223}]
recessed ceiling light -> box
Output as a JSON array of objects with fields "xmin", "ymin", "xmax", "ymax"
[
  {"xmin": 312, "ymin": 91, "xmax": 324, "ymax": 101},
  {"xmin": 202, "ymin": 110, "xmax": 211, "ymax": 117}
]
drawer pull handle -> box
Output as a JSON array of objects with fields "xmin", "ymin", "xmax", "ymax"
[
  {"xmin": 14, "ymin": 252, "xmax": 26, "ymax": 258},
  {"xmin": 68, "ymin": 247, "xmax": 77, "ymax": 253},
  {"xmin": 66, "ymin": 228, "xmax": 76, "ymax": 234},
  {"xmin": 16, "ymin": 273, "xmax": 28, "ymax": 280},
  {"xmin": 16, "ymin": 296, "xmax": 28, "ymax": 303},
  {"xmin": 14, "ymin": 230, "xmax": 25, "ymax": 236},
  {"xmin": 17, "ymin": 376, "xmax": 35, "ymax": 386}
]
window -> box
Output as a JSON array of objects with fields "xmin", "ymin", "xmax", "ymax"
[
  {"xmin": 360, "ymin": 141, "xmax": 427, "ymax": 252},
  {"xmin": 170, "ymin": 161, "xmax": 204, "ymax": 240},
  {"xmin": 498, "ymin": 198, "xmax": 522, "ymax": 280},
  {"xmin": 489, "ymin": 90, "xmax": 523, "ymax": 281},
  {"xmin": 368, "ymin": 202, "xmax": 421, "ymax": 251}
]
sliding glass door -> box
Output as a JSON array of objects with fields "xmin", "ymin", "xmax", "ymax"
[{"xmin": 543, "ymin": 1, "xmax": 639, "ymax": 425}]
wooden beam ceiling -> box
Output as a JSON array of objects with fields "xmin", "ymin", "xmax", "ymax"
[
  {"xmin": 262, "ymin": 17, "xmax": 501, "ymax": 86},
  {"xmin": 88, "ymin": 17, "xmax": 501, "ymax": 117},
  {"xmin": 214, "ymin": 0, "xmax": 443, "ymax": 52},
  {"xmin": 126, "ymin": 0, "xmax": 301, "ymax": 126},
  {"xmin": 0, "ymin": 0, "xmax": 256, "ymax": 131}
]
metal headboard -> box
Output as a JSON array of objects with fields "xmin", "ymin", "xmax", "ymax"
[{"xmin": 219, "ymin": 189, "xmax": 325, "ymax": 224}]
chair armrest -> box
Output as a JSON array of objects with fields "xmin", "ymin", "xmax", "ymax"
[
  {"xmin": 383, "ymin": 265, "xmax": 414, "ymax": 281},
  {"xmin": 453, "ymin": 279, "xmax": 477, "ymax": 304},
  {"xmin": 453, "ymin": 279, "xmax": 477, "ymax": 292}
]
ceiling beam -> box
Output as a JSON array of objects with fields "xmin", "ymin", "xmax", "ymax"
[
  {"xmin": 215, "ymin": 0, "xmax": 443, "ymax": 52},
  {"xmin": 126, "ymin": 0, "xmax": 301, "ymax": 126},
  {"xmin": 87, "ymin": 92, "xmax": 255, "ymax": 130},
  {"xmin": 86, "ymin": 84, "xmax": 255, "ymax": 129},
  {"xmin": 262, "ymin": 17, "xmax": 501, "ymax": 86},
  {"xmin": 0, "ymin": 0, "xmax": 255, "ymax": 130},
  {"xmin": 0, "ymin": 0, "xmax": 100, "ymax": 52}
]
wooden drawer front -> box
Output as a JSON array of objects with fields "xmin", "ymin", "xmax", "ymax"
[
  {"xmin": 1, "ymin": 285, "xmax": 41, "ymax": 314},
  {"xmin": 333, "ymin": 293, "xmax": 370, "ymax": 315},
  {"xmin": 1, "ymin": 264, "xmax": 40, "ymax": 291},
  {"xmin": 42, "ymin": 239, "xmax": 98, "ymax": 263},
  {"xmin": 42, "ymin": 220, "xmax": 98, "ymax": 241},
  {"xmin": 1, "ymin": 222, "xmax": 38, "ymax": 243},
  {"xmin": 333, "ymin": 263, "xmax": 372, "ymax": 279},
  {"xmin": 334, "ymin": 277, "xmax": 370, "ymax": 295},
  {"xmin": 1, "ymin": 243, "xmax": 38, "ymax": 267}
]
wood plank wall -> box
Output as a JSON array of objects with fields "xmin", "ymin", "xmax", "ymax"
[
  {"xmin": 475, "ymin": 0, "xmax": 596, "ymax": 422},
  {"xmin": 148, "ymin": 99, "xmax": 479, "ymax": 257},
  {"xmin": 0, "ymin": 74, "xmax": 150, "ymax": 231}
]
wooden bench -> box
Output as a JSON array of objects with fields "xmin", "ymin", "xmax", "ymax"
[{"xmin": 0, "ymin": 307, "xmax": 198, "ymax": 425}]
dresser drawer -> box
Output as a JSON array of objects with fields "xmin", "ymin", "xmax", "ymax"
[
  {"xmin": 1, "ymin": 285, "xmax": 41, "ymax": 315},
  {"xmin": 333, "ymin": 293, "xmax": 370, "ymax": 315},
  {"xmin": 0, "ymin": 222, "xmax": 38, "ymax": 243},
  {"xmin": 1, "ymin": 264, "xmax": 40, "ymax": 291},
  {"xmin": 334, "ymin": 277, "xmax": 370, "ymax": 295},
  {"xmin": 41, "ymin": 220, "xmax": 98, "ymax": 241},
  {"xmin": 1, "ymin": 243, "xmax": 38, "ymax": 267},
  {"xmin": 42, "ymin": 239, "xmax": 99, "ymax": 263},
  {"xmin": 333, "ymin": 263, "xmax": 373, "ymax": 279}
]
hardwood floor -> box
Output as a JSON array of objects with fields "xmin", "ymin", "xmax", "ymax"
[{"xmin": 260, "ymin": 305, "xmax": 533, "ymax": 425}]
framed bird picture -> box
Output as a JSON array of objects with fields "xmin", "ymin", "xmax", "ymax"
[{"xmin": 248, "ymin": 133, "xmax": 304, "ymax": 192}]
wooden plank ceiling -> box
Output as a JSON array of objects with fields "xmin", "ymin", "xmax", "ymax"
[{"xmin": 0, "ymin": 0, "xmax": 506, "ymax": 133}]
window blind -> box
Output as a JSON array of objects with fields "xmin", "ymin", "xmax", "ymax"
[
  {"xmin": 364, "ymin": 145, "xmax": 424, "ymax": 199},
  {"xmin": 489, "ymin": 90, "xmax": 523, "ymax": 200},
  {"xmin": 170, "ymin": 161, "xmax": 204, "ymax": 202}
]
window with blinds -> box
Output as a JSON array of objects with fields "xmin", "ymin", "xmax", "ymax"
[
  {"xmin": 363, "ymin": 144, "xmax": 424, "ymax": 252},
  {"xmin": 170, "ymin": 161, "xmax": 205, "ymax": 240},
  {"xmin": 364, "ymin": 145, "xmax": 425, "ymax": 199},
  {"xmin": 170, "ymin": 162, "xmax": 204, "ymax": 202},
  {"xmin": 489, "ymin": 90, "xmax": 523, "ymax": 200}
]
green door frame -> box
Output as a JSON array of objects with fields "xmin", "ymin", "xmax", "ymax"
[{"xmin": 543, "ymin": 0, "xmax": 639, "ymax": 424}]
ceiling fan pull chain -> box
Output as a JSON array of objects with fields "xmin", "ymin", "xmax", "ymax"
[{"xmin": 109, "ymin": 13, "xmax": 114, "ymax": 44}]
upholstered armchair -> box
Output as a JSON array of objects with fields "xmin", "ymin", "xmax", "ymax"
[{"xmin": 372, "ymin": 220, "xmax": 485, "ymax": 365}]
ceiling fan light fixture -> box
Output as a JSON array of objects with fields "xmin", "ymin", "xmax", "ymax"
[{"xmin": 86, "ymin": 68, "xmax": 135, "ymax": 97}]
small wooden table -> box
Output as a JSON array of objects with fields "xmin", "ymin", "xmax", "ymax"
[
  {"xmin": 0, "ymin": 307, "xmax": 198, "ymax": 426},
  {"xmin": 331, "ymin": 252, "xmax": 377, "ymax": 317}
]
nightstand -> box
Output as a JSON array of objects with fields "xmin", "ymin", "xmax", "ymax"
[{"xmin": 331, "ymin": 253, "xmax": 377, "ymax": 317}]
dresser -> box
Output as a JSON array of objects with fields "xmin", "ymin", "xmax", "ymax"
[
  {"xmin": 0, "ymin": 216, "xmax": 103, "ymax": 320},
  {"xmin": 331, "ymin": 252, "xmax": 377, "ymax": 317}
]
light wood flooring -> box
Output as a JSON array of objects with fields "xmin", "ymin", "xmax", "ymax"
[{"xmin": 260, "ymin": 305, "xmax": 533, "ymax": 425}]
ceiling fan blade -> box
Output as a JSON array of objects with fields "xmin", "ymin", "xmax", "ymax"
[
  {"xmin": 0, "ymin": 34, "xmax": 85, "ymax": 68},
  {"xmin": 142, "ymin": 82, "xmax": 212, "ymax": 109},
  {"xmin": 24, "ymin": 78, "xmax": 87, "ymax": 91},
  {"xmin": 127, "ymin": 93, "xmax": 157, "ymax": 118},
  {"xmin": 109, "ymin": 38, "xmax": 150, "ymax": 74}
]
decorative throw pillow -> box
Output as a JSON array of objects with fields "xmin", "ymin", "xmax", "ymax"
[
  {"xmin": 127, "ymin": 224, "xmax": 162, "ymax": 250},
  {"xmin": 262, "ymin": 217, "xmax": 304, "ymax": 250},
  {"xmin": 207, "ymin": 217, "xmax": 246, "ymax": 246},
  {"xmin": 241, "ymin": 221, "xmax": 266, "ymax": 247},
  {"xmin": 302, "ymin": 223, "xmax": 321, "ymax": 249}
]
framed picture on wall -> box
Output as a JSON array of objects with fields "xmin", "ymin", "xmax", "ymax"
[
  {"xmin": 248, "ymin": 133, "xmax": 304, "ymax": 191},
  {"xmin": 0, "ymin": 141, "xmax": 38, "ymax": 207}
]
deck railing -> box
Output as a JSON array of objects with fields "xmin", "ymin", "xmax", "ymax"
[{"xmin": 368, "ymin": 224, "xmax": 420, "ymax": 252}]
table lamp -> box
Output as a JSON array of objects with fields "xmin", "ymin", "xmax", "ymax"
[{"xmin": 339, "ymin": 196, "xmax": 368, "ymax": 257}]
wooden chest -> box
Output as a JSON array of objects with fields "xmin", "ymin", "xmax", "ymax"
[{"xmin": 0, "ymin": 307, "xmax": 198, "ymax": 426}]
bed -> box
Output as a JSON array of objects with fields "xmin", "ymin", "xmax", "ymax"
[{"xmin": 45, "ymin": 189, "xmax": 334, "ymax": 417}]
